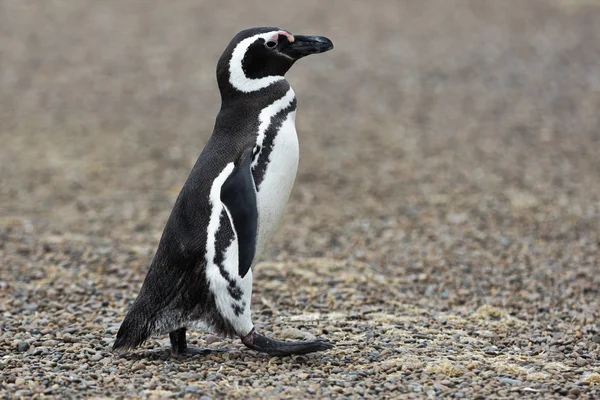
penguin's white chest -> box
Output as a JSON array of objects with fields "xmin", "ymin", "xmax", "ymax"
[{"xmin": 254, "ymin": 111, "xmax": 299, "ymax": 262}]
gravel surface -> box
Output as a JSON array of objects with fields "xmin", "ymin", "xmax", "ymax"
[{"xmin": 1, "ymin": 0, "xmax": 600, "ymax": 398}]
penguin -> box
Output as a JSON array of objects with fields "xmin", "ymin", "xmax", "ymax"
[{"xmin": 113, "ymin": 27, "xmax": 334, "ymax": 356}]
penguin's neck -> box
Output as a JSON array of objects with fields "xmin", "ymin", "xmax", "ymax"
[
  {"xmin": 220, "ymin": 79, "xmax": 291, "ymax": 108},
  {"xmin": 214, "ymin": 80, "xmax": 296, "ymax": 139}
]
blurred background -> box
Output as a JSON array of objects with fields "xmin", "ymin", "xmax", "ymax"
[
  {"xmin": 1, "ymin": 0, "xmax": 599, "ymax": 308},
  {"xmin": 1, "ymin": 0, "xmax": 599, "ymax": 396}
]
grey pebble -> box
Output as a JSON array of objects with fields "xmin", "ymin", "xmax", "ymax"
[
  {"xmin": 575, "ymin": 357, "xmax": 588, "ymax": 367},
  {"xmin": 498, "ymin": 377, "xmax": 523, "ymax": 385},
  {"xmin": 17, "ymin": 342, "xmax": 30, "ymax": 352},
  {"xmin": 205, "ymin": 373, "xmax": 217, "ymax": 381}
]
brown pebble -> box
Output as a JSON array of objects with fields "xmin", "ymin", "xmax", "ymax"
[{"xmin": 131, "ymin": 363, "xmax": 146, "ymax": 372}]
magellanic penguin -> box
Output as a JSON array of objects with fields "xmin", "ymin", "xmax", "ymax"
[{"xmin": 113, "ymin": 28, "xmax": 334, "ymax": 356}]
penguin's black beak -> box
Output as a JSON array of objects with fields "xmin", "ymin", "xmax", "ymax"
[{"xmin": 280, "ymin": 35, "xmax": 334, "ymax": 59}]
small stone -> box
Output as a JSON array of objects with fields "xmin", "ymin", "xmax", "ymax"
[
  {"xmin": 280, "ymin": 328, "xmax": 317, "ymax": 341},
  {"xmin": 498, "ymin": 377, "xmax": 522, "ymax": 385},
  {"xmin": 205, "ymin": 336, "xmax": 221, "ymax": 345},
  {"xmin": 17, "ymin": 342, "xmax": 30, "ymax": 352},
  {"xmin": 591, "ymin": 335, "xmax": 600, "ymax": 344},
  {"xmin": 434, "ymin": 383, "xmax": 449, "ymax": 391},
  {"xmin": 206, "ymin": 373, "xmax": 217, "ymax": 381},
  {"xmin": 15, "ymin": 377, "xmax": 26, "ymax": 386},
  {"xmin": 131, "ymin": 363, "xmax": 146, "ymax": 372},
  {"xmin": 569, "ymin": 387, "xmax": 580, "ymax": 396},
  {"xmin": 306, "ymin": 388, "xmax": 317, "ymax": 394},
  {"xmin": 575, "ymin": 357, "xmax": 588, "ymax": 367},
  {"xmin": 90, "ymin": 354, "xmax": 103, "ymax": 361}
]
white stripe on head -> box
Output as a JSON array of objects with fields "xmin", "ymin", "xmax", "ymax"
[{"xmin": 228, "ymin": 31, "xmax": 287, "ymax": 93}]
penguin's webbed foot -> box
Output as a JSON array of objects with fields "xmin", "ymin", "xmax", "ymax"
[{"xmin": 241, "ymin": 328, "xmax": 333, "ymax": 356}]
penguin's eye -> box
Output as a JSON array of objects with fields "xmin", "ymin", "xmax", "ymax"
[{"xmin": 265, "ymin": 40, "xmax": 277, "ymax": 49}]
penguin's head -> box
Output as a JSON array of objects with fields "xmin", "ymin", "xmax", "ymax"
[{"xmin": 217, "ymin": 27, "xmax": 333, "ymax": 94}]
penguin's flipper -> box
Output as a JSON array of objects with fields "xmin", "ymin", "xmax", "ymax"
[{"xmin": 221, "ymin": 147, "xmax": 258, "ymax": 278}]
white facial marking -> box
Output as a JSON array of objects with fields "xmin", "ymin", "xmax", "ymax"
[
  {"xmin": 251, "ymin": 87, "xmax": 296, "ymax": 169},
  {"xmin": 228, "ymin": 31, "xmax": 286, "ymax": 93}
]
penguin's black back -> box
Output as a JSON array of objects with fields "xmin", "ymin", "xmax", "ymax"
[{"xmin": 113, "ymin": 80, "xmax": 292, "ymax": 351}]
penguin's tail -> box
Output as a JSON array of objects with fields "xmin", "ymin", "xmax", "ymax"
[{"xmin": 112, "ymin": 303, "xmax": 153, "ymax": 353}]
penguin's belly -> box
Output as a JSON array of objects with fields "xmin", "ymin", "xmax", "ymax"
[{"xmin": 254, "ymin": 111, "xmax": 299, "ymax": 263}]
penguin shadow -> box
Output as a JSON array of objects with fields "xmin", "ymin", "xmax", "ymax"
[
  {"xmin": 112, "ymin": 339, "xmax": 229, "ymax": 362},
  {"xmin": 113, "ymin": 348, "xmax": 172, "ymax": 362},
  {"xmin": 113, "ymin": 347, "xmax": 228, "ymax": 362}
]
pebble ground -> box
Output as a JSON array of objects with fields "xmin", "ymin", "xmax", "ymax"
[{"xmin": 1, "ymin": 0, "xmax": 599, "ymax": 398}]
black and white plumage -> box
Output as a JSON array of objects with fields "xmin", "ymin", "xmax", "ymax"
[{"xmin": 113, "ymin": 27, "xmax": 333, "ymax": 356}]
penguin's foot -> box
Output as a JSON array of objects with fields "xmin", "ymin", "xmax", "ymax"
[
  {"xmin": 169, "ymin": 327, "xmax": 219, "ymax": 357},
  {"xmin": 240, "ymin": 328, "xmax": 333, "ymax": 356}
]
